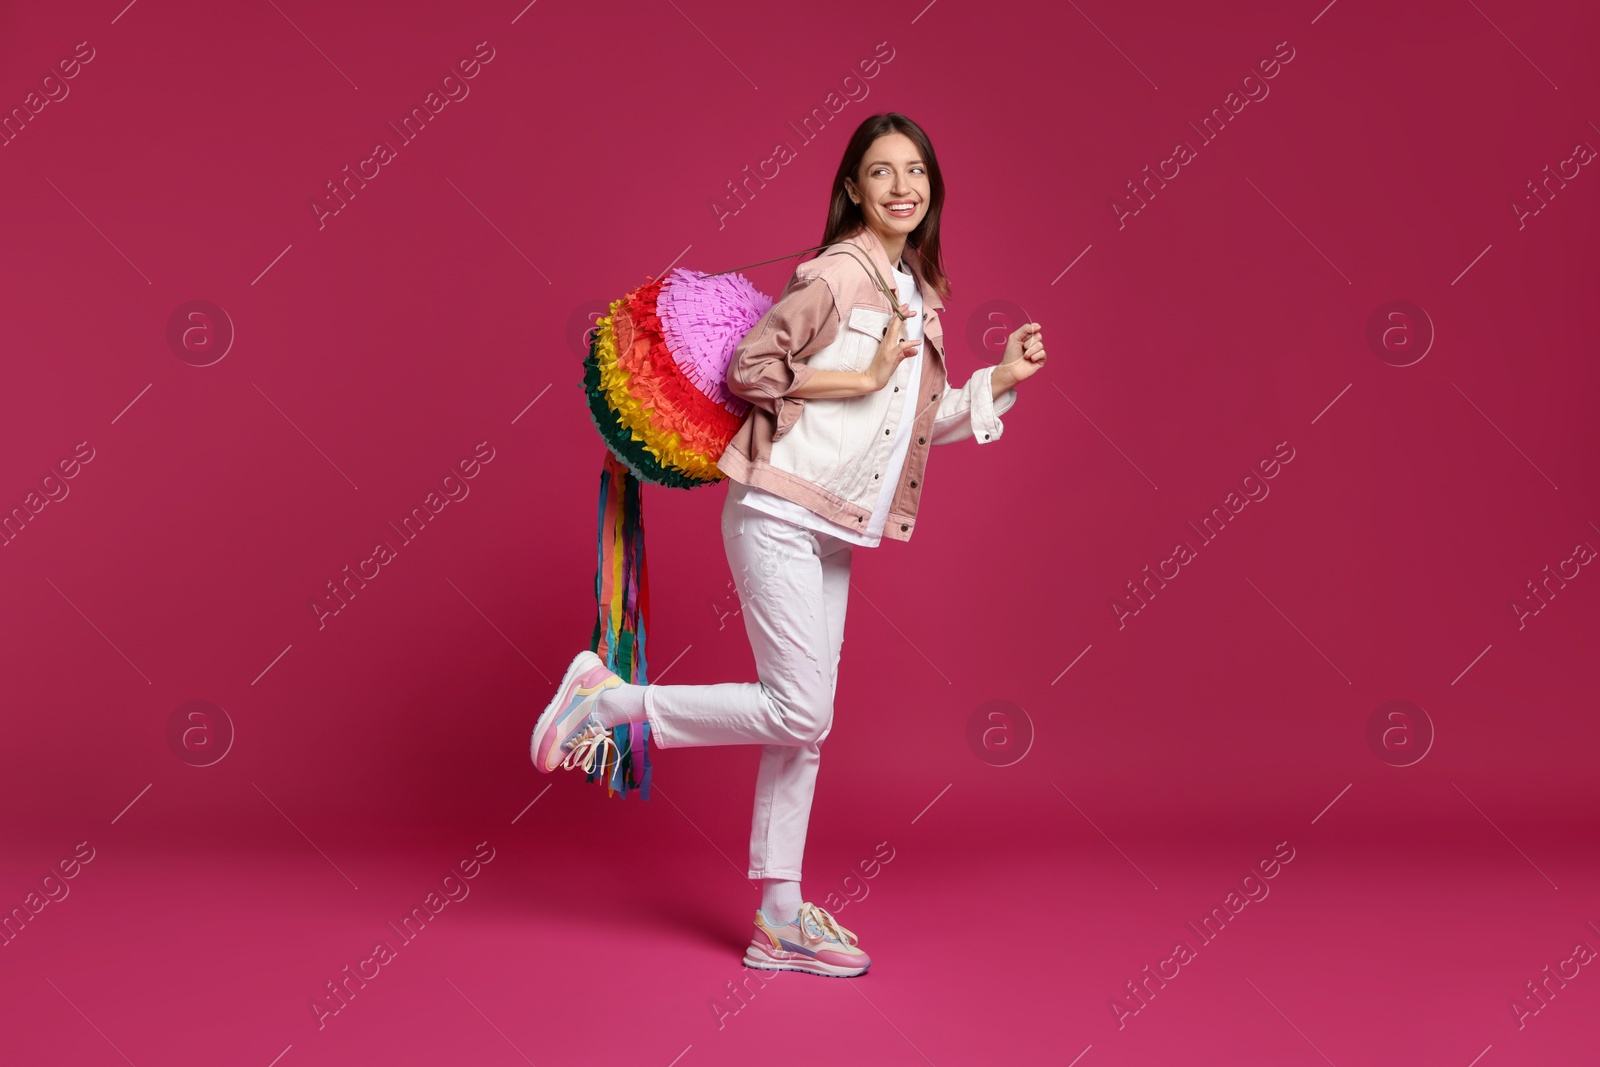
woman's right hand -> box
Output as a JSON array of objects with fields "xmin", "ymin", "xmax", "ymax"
[{"xmin": 862, "ymin": 302, "xmax": 919, "ymax": 392}]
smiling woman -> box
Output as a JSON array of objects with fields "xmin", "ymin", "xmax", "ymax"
[{"xmin": 535, "ymin": 110, "xmax": 1047, "ymax": 982}]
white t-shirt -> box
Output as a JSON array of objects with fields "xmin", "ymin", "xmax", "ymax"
[{"xmin": 732, "ymin": 260, "xmax": 925, "ymax": 548}]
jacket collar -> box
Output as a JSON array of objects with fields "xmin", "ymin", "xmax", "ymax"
[{"xmin": 836, "ymin": 227, "xmax": 945, "ymax": 313}]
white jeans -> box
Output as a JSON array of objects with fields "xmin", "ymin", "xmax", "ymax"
[{"xmin": 642, "ymin": 490, "xmax": 853, "ymax": 881}]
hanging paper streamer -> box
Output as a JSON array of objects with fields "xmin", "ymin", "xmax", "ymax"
[{"xmin": 587, "ymin": 450, "xmax": 652, "ymax": 798}]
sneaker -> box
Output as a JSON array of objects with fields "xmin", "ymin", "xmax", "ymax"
[
  {"xmin": 532, "ymin": 650, "xmax": 624, "ymax": 774},
  {"xmin": 743, "ymin": 902, "xmax": 871, "ymax": 977}
]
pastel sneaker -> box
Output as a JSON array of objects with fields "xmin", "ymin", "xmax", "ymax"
[
  {"xmin": 743, "ymin": 902, "xmax": 871, "ymax": 977},
  {"xmin": 531, "ymin": 650, "xmax": 624, "ymax": 774}
]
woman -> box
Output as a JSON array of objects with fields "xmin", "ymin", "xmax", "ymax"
[{"xmin": 532, "ymin": 113, "xmax": 1048, "ymax": 977}]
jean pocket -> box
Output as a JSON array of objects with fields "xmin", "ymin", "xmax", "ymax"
[{"xmin": 720, "ymin": 495, "xmax": 746, "ymax": 540}]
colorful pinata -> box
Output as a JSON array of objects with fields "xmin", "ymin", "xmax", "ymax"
[{"xmin": 582, "ymin": 268, "xmax": 773, "ymax": 488}]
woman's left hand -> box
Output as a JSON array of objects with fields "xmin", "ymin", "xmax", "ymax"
[{"xmin": 1000, "ymin": 322, "xmax": 1047, "ymax": 384}]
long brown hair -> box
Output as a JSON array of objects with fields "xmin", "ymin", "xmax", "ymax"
[{"xmin": 816, "ymin": 113, "xmax": 951, "ymax": 303}]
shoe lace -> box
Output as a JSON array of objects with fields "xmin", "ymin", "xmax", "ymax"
[
  {"xmin": 561, "ymin": 720, "xmax": 621, "ymax": 774},
  {"xmin": 796, "ymin": 901, "xmax": 858, "ymax": 947}
]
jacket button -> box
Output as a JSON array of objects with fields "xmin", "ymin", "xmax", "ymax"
[
  {"xmin": 873, "ymin": 473, "xmax": 879, "ymax": 479},
  {"xmin": 893, "ymin": 386, "xmax": 898, "ymax": 392},
  {"xmin": 857, "ymin": 516, "xmax": 864, "ymax": 522},
  {"xmin": 982, "ymin": 433, "xmax": 990, "ymax": 440},
  {"xmin": 881, "ymin": 327, "xmax": 888, "ymax": 338},
  {"xmin": 931, "ymin": 392, "xmax": 937, "ymax": 399},
  {"xmin": 900, "ymin": 524, "xmax": 908, "ymax": 531},
  {"xmin": 885, "ymin": 429, "xmax": 891, "ymax": 435},
  {"xmin": 917, "ymin": 436, "xmax": 925, "ymax": 444},
  {"xmin": 910, "ymin": 480, "xmax": 917, "ymax": 487}
]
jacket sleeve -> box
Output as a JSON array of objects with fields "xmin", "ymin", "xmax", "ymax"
[
  {"xmin": 725, "ymin": 271, "xmax": 841, "ymax": 442},
  {"xmin": 930, "ymin": 364, "xmax": 1019, "ymax": 446}
]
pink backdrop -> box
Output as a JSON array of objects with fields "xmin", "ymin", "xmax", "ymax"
[{"xmin": 3, "ymin": 1, "xmax": 1598, "ymax": 1064}]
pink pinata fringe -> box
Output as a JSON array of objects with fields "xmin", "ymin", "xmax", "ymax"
[{"xmin": 658, "ymin": 268, "xmax": 772, "ymax": 414}]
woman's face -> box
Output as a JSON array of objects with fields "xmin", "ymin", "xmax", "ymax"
[{"xmin": 847, "ymin": 132, "xmax": 930, "ymax": 246}]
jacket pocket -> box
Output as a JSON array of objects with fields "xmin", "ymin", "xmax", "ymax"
[
  {"xmin": 769, "ymin": 395, "xmax": 848, "ymax": 487},
  {"xmin": 841, "ymin": 305, "xmax": 892, "ymax": 372}
]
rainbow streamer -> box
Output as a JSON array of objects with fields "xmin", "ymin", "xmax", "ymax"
[{"xmin": 587, "ymin": 451, "xmax": 652, "ymax": 798}]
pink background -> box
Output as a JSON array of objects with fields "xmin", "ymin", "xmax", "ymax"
[{"xmin": 2, "ymin": 1, "xmax": 1597, "ymax": 1064}]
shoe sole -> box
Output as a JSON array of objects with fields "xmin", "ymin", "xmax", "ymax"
[
  {"xmin": 742, "ymin": 945, "xmax": 869, "ymax": 978},
  {"xmin": 531, "ymin": 650, "xmax": 604, "ymax": 773}
]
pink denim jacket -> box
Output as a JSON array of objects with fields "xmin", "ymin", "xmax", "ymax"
[{"xmin": 715, "ymin": 228, "xmax": 1018, "ymax": 541}]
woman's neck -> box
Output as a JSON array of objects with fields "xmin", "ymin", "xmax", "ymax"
[{"xmin": 865, "ymin": 228, "xmax": 906, "ymax": 272}]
